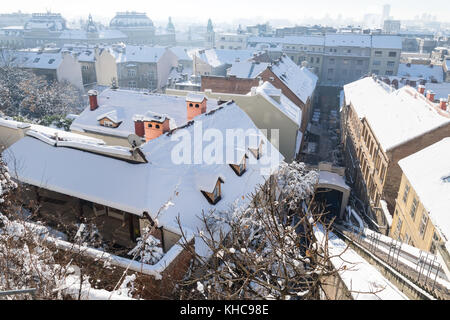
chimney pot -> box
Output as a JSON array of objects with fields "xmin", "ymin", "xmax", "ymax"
[
  {"xmin": 134, "ymin": 118, "xmax": 145, "ymax": 137},
  {"xmin": 88, "ymin": 90, "xmax": 99, "ymax": 111},
  {"xmin": 426, "ymin": 90, "xmax": 435, "ymax": 102},
  {"xmin": 439, "ymin": 98, "xmax": 447, "ymax": 111},
  {"xmin": 186, "ymin": 93, "xmax": 207, "ymax": 121},
  {"xmin": 417, "ymin": 85, "xmax": 425, "ymax": 95}
]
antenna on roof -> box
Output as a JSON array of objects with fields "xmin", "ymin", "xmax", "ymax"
[{"xmin": 128, "ymin": 134, "xmax": 143, "ymax": 148}]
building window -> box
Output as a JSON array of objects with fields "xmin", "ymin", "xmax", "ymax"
[
  {"xmin": 387, "ymin": 61, "xmax": 395, "ymax": 67},
  {"xmin": 343, "ymin": 59, "xmax": 349, "ymax": 65},
  {"xmin": 128, "ymin": 69, "xmax": 136, "ymax": 77},
  {"xmin": 395, "ymin": 217, "xmax": 403, "ymax": 239},
  {"xmin": 430, "ymin": 232, "xmax": 440, "ymax": 254},
  {"xmin": 329, "ymin": 58, "xmax": 335, "ymax": 64},
  {"xmin": 316, "ymin": 57, "xmax": 320, "ymax": 63},
  {"xmin": 402, "ymin": 184, "xmax": 410, "ymax": 203},
  {"xmin": 328, "ymin": 68, "xmax": 334, "ymax": 74},
  {"xmin": 373, "ymin": 60, "xmax": 381, "ymax": 66},
  {"xmin": 410, "ymin": 198, "xmax": 418, "ymax": 221},
  {"xmin": 389, "ymin": 51, "xmax": 397, "ymax": 57},
  {"xmin": 374, "ymin": 51, "xmax": 382, "ymax": 56},
  {"xmin": 419, "ymin": 211, "xmax": 428, "ymax": 238},
  {"xmin": 103, "ymin": 120, "xmax": 114, "ymax": 127},
  {"xmin": 201, "ymin": 178, "xmax": 224, "ymax": 205},
  {"xmin": 385, "ymin": 70, "xmax": 393, "ymax": 75},
  {"xmin": 404, "ymin": 233, "xmax": 411, "ymax": 245},
  {"xmin": 372, "ymin": 69, "xmax": 379, "ymax": 74}
]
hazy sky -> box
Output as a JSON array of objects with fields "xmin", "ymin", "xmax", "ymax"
[{"xmin": 1, "ymin": 0, "xmax": 449, "ymax": 23}]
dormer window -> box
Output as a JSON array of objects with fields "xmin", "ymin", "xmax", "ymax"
[
  {"xmin": 198, "ymin": 176, "xmax": 224, "ymax": 205},
  {"xmin": 229, "ymin": 153, "xmax": 248, "ymax": 176},
  {"xmin": 249, "ymin": 140, "xmax": 264, "ymax": 160},
  {"xmin": 97, "ymin": 111, "xmax": 122, "ymax": 128}
]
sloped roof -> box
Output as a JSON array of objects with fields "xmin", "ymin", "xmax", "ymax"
[
  {"xmin": 371, "ymin": 35, "xmax": 402, "ymax": 49},
  {"xmin": 196, "ymin": 49, "xmax": 257, "ymax": 68},
  {"xmin": 71, "ymin": 89, "xmax": 220, "ymax": 138},
  {"xmin": 343, "ymin": 77, "xmax": 450, "ymax": 151},
  {"xmin": 113, "ymin": 45, "xmax": 167, "ymax": 64},
  {"xmin": 398, "ymin": 138, "xmax": 450, "ymax": 242},
  {"xmin": 227, "ymin": 61, "xmax": 270, "ymax": 78},
  {"xmin": 398, "ymin": 63, "xmax": 444, "ymax": 82},
  {"xmin": 254, "ymin": 81, "xmax": 302, "ymax": 127},
  {"xmin": 4, "ymin": 103, "xmax": 284, "ymax": 256},
  {"xmin": 325, "ymin": 34, "xmax": 371, "ymax": 47},
  {"xmin": 270, "ymin": 55, "xmax": 318, "ymax": 104}
]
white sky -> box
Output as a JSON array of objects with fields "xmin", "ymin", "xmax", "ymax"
[{"xmin": 1, "ymin": 0, "xmax": 449, "ymax": 23}]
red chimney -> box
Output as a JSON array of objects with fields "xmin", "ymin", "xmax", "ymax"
[
  {"xmin": 186, "ymin": 93, "xmax": 207, "ymax": 121},
  {"xmin": 439, "ymin": 98, "xmax": 447, "ymax": 111},
  {"xmin": 426, "ymin": 90, "xmax": 435, "ymax": 102},
  {"xmin": 417, "ymin": 85, "xmax": 425, "ymax": 95},
  {"xmin": 134, "ymin": 118, "xmax": 145, "ymax": 137},
  {"xmin": 88, "ymin": 90, "xmax": 99, "ymax": 111}
]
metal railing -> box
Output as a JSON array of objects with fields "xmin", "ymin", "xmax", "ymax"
[{"xmin": 0, "ymin": 288, "xmax": 37, "ymax": 300}]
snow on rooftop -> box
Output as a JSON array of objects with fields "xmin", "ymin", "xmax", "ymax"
[
  {"xmin": 371, "ymin": 35, "xmax": 402, "ymax": 49},
  {"xmin": 398, "ymin": 138, "xmax": 450, "ymax": 242},
  {"xmin": 70, "ymin": 89, "xmax": 220, "ymax": 138},
  {"xmin": 167, "ymin": 46, "xmax": 193, "ymax": 61},
  {"xmin": 318, "ymin": 171, "xmax": 350, "ymax": 191},
  {"xmin": 227, "ymin": 61, "xmax": 269, "ymax": 79},
  {"xmin": 270, "ymin": 55, "xmax": 318, "ymax": 105},
  {"xmin": 197, "ymin": 49, "xmax": 257, "ymax": 68},
  {"xmin": 325, "ymin": 34, "xmax": 371, "ymax": 47},
  {"xmin": 255, "ymin": 81, "xmax": 302, "ymax": 127},
  {"xmin": 398, "ymin": 63, "xmax": 444, "ymax": 83},
  {"xmin": 4, "ymin": 103, "xmax": 284, "ymax": 257},
  {"xmin": 1, "ymin": 50, "xmax": 64, "ymax": 69},
  {"xmin": 186, "ymin": 93, "xmax": 206, "ymax": 103},
  {"xmin": 424, "ymin": 82, "xmax": 450, "ymax": 101},
  {"xmin": 113, "ymin": 45, "xmax": 167, "ymax": 64},
  {"xmin": 59, "ymin": 29, "xmax": 126, "ymax": 40},
  {"xmin": 343, "ymin": 77, "xmax": 450, "ymax": 151}
]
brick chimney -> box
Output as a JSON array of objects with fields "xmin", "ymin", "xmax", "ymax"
[
  {"xmin": 134, "ymin": 117, "xmax": 145, "ymax": 137},
  {"xmin": 186, "ymin": 93, "xmax": 207, "ymax": 121},
  {"xmin": 141, "ymin": 113, "xmax": 170, "ymax": 142},
  {"xmin": 426, "ymin": 90, "xmax": 435, "ymax": 102},
  {"xmin": 88, "ymin": 90, "xmax": 99, "ymax": 111},
  {"xmin": 439, "ymin": 98, "xmax": 447, "ymax": 111},
  {"xmin": 417, "ymin": 85, "xmax": 425, "ymax": 95}
]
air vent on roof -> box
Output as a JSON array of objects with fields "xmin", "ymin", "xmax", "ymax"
[
  {"xmin": 442, "ymin": 176, "xmax": 450, "ymax": 183},
  {"xmin": 48, "ymin": 59, "xmax": 55, "ymax": 64}
]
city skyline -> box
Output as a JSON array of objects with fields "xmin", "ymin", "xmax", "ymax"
[{"xmin": 0, "ymin": 0, "xmax": 449, "ymax": 25}]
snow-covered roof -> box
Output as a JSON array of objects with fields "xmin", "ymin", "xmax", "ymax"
[
  {"xmin": 318, "ymin": 170, "xmax": 350, "ymax": 191},
  {"xmin": 270, "ymin": 55, "xmax": 318, "ymax": 104},
  {"xmin": 96, "ymin": 110, "xmax": 124, "ymax": 123},
  {"xmin": 4, "ymin": 103, "xmax": 284, "ymax": 256},
  {"xmin": 371, "ymin": 35, "xmax": 402, "ymax": 49},
  {"xmin": 186, "ymin": 93, "xmax": 206, "ymax": 103},
  {"xmin": 424, "ymin": 82, "xmax": 450, "ymax": 100},
  {"xmin": 1, "ymin": 50, "xmax": 64, "ymax": 70},
  {"xmin": 254, "ymin": 81, "xmax": 302, "ymax": 127},
  {"xmin": 167, "ymin": 46, "xmax": 193, "ymax": 61},
  {"xmin": 398, "ymin": 63, "xmax": 444, "ymax": 83},
  {"xmin": 325, "ymin": 34, "xmax": 371, "ymax": 47},
  {"xmin": 70, "ymin": 88, "xmax": 220, "ymax": 138},
  {"xmin": 196, "ymin": 49, "xmax": 257, "ymax": 68},
  {"xmin": 343, "ymin": 77, "xmax": 450, "ymax": 151},
  {"xmin": 227, "ymin": 61, "xmax": 270, "ymax": 78},
  {"xmin": 113, "ymin": 45, "xmax": 167, "ymax": 64},
  {"xmin": 398, "ymin": 138, "xmax": 450, "ymax": 242}
]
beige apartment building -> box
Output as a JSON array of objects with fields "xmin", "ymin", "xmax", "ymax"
[
  {"xmin": 390, "ymin": 138, "xmax": 449, "ymax": 277},
  {"xmin": 390, "ymin": 138, "xmax": 449, "ymax": 253},
  {"xmin": 341, "ymin": 76, "xmax": 450, "ymax": 232}
]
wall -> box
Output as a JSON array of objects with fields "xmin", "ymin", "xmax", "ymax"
[
  {"xmin": 57, "ymin": 54, "xmax": 84, "ymax": 90},
  {"xmin": 95, "ymin": 49, "xmax": 118, "ymax": 87},
  {"xmin": 156, "ymin": 49, "xmax": 179, "ymax": 89},
  {"xmin": 201, "ymin": 75, "xmax": 259, "ymax": 94}
]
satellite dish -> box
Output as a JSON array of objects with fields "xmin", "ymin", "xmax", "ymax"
[{"xmin": 128, "ymin": 134, "xmax": 143, "ymax": 148}]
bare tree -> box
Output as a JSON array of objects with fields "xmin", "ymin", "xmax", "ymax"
[{"xmin": 174, "ymin": 162, "xmax": 371, "ymax": 300}]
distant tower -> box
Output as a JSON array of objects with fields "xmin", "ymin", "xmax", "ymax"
[
  {"xmin": 166, "ymin": 16, "xmax": 175, "ymax": 33},
  {"xmin": 206, "ymin": 18, "xmax": 215, "ymax": 48},
  {"xmin": 86, "ymin": 14, "xmax": 98, "ymax": 36},
  {"xmin": 382, "ymin": 4, "xmax": 391, "ymax": 21}
]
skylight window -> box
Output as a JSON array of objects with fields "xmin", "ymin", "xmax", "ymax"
[
  {"xmin": 33, "ymin": 58, "xmax": 40, "ymax": 63},
  {"xmin": 48, "ymin": 59, "xmax": 55, "ymax": 64},
  {"xmin": 442, "ymin": 176, "xmax": 450, "ymax": 183}
]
